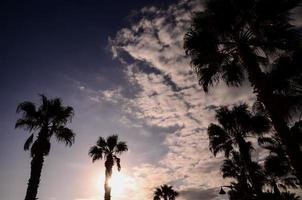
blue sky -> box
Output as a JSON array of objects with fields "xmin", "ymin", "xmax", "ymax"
[
  {"xmin": 1, "ymin": 0, "xmax": 301, "ymax": 200},
  {"xmin": 0, "ymin": 1, "xmax": 176, "ymax": 199}
]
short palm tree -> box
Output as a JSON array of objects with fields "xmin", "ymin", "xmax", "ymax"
[
  {"xmin": 153, "ymin": 184, "xmax": 179, "ymax": 200},
  {"xmin": 184, "ymin": 0, "xmax": 302, "ymax": 182},
  {"xmin": 15, "ymin": 95, "xmax": 75, "ymax": 200},
  {"xmin": 89, "ymin": 135, "xmax": 128, "ymax": 200},
  {"xmin": 208, "ymin": 104, "xmax": 270, "ymax": 196}
]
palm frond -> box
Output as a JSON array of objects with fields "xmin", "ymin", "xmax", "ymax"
[
  {"xmin": 15, "ymin": 119, "xmax": 38, "ymax": 131},
  {"xmin": 96, "ymin": 136, "xmax": 107, "ymax": 149},
  {"xmin": 252, "ymin": 101, "xmax": 267, "ymax": 116},
  {"xmin": 215, "ymin": 106, "xmax": 234, "ymax": 130},
  {"xmin": 115, "ymin": 141, "xmax": 128, "ymax": 154},
  {"xmin": 207, "ymin": 124, "xmax": 232, "ymax": 157},
  {"xmin": 89, "ymin": 146, "xmax": 104, "ymax": 162},
  {"xmin": 53, "ymin": 105, "xmax": 74, "ymax": 125},
  {"xmin": 114, "ymin": 156, "xmax": 121, "ymax": 171},
  {"xmin": 280, "ymin": 191, "xmax": 301, "ymax": 200},
  {"xmin": 54, "ymin": 126, "xmax": 75, "ymax": 147},
  {"xmin": 24, "ymin": 134, "xmax": 34, "ymax": 151},
  {"xmin": 16, "ymin": 101, "xmax": 36, "ymax": 116},
  {"xmin": 222, "ymin": 61, "xmax": 245, "ymax": 87},
  {"xmin": 221, "ymin": 156, "xmax": 241, "ymax": 179},
  {"xmin": 107, "ymin": 135, "xmax": 118, "ymax": 151},
  {"xmin": 250, "ymin": 115, "xmax": 271, "ymax": 134},
  {"xmin": 38, "ymin": 94, "xmax": 49, "ymax": 115}
]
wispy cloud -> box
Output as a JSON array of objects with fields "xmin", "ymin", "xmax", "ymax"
[{"xmin": 109, "ymin": 0, "xmax": 255, "ymax": 199}]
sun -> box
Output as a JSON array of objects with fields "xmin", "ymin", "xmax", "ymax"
[{"xmin": 97, "ymin": 171, "xmax": 136, "ymax": 197}]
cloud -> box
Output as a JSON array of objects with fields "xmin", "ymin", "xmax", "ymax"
[
  {"xmin": 131, "ymin": 164, "xmax": 176, "ymax": 199},
  {"xmin": 77, "ymin": 82, "xmax": 128, "ymax": 105},
  {"xmin": 89, "ymin": 87, "xmax": 125, "ymax": 104},
  {"xmin": 109, "ymin": 0, "xmax": 255, "ymax": 199},
  {"xmin": 180, "ymin": 187, "xmax": 221, "ymax": 200}
]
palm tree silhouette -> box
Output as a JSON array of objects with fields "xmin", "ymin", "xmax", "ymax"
[
  {"xmin": 208, "ymin": 104, "xmax": 270, "ymax": 196},
  {"xmin": 89, "ymin": 135, "xmax": 128, "ymax": 200},
  {"xmin": 153, "ymin": 184, "xmax": 179, "ymax": 200},
  {"xmin": 184, "ymin": 0, "xmax": 302, "ymax": 182},
  {"xmin": 221, "ymin": 151, "xmax": 260, "ymax": 200},
  {"xmin": 259, "ymin": 136, "xmax": 300, "ymax": 195},
  {"xmin": 262, "ymin": 191, "xmax": 301, "ymax": 200},
  {"xmin": 221, "ymin": 152, "xmax": 301, "ymax": 200},
  {"xmin": 15, "ymin": 95, "xmax": 75, "ymax": 200}
]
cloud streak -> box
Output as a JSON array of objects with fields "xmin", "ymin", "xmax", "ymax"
[{"xmin": 109, "ymin": 0, "xmax": 255, "ymax": 199}]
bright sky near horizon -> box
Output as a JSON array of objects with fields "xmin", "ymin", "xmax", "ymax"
[{"xmin": 1, "ymin": 0, "xmax": 302, "ymax": 200}]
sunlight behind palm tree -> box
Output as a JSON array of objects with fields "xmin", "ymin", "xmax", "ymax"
[{"xmin": 97, "ymin": 171, "xmax": 137, "ymax": 198}]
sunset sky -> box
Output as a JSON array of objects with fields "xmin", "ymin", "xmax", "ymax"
[{"xmin": 1, "ymin": 0, "xmax": 302, "ymax": 200}]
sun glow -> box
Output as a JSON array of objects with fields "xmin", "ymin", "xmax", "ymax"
[{"xmin": 97, "ymin": 171, "xmax": 136, "ymax": 198}]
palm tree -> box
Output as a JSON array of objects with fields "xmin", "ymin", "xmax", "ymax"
[
  {"xmin": 89, "ymin": 135, "xmax": 128, "ymax": 200},
  {"xmin": 208, "ymin": 104, "xmax": 270, "ymax": 196},
  {"xmin": 15, "ymin": 95, "xmax": 75, "ymax": 200},
  {"xmin": 222, "ymin": 151, "xmax": 301, "ymax": 200},
  {"xmin": 184, "ymin": 0, "xmax": 302, "ymax": 182},
  {"xmin": 153, "ymin": 184, "xmax": 179, "ymax": 200},
  {"xmin": 259, "ymin": 136, "xmax": 300, "ymax": 195},
  {"xmin": 221, "ymin": 151, "xmax": 261, "ymax": 200},
  {"xmin": 262, "ymin": 191, "xmax": 301, "ymax": 200}
]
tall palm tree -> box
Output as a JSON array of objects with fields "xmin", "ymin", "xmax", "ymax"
[
  {"xmin": 153, "ymin": 184, "xmax": 179, "ymax": 200},
  {"xmin": 184, "ymin": 0, "xmax": 302, "ymax": 182},
  {"xmin": 208, "ymin": 104, "xmax": 270, "ymax": 196},
  {"xmin": 89, "ymin": 135, "xmax": 128, "ymax": 200},
  {"xmin": 15, "ymin": 95, "xmax": 75, "ymax": 200}
]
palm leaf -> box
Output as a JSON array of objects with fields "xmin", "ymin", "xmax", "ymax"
[
  {"xmin": 250, "ymin": 115, "xmax": 271, "ymax": 134},
  {"xmin": 96, "ymin": 137, "xmax": 107, "ymax": 149},
  {"xmin": 207, "ymin": 124, "xmax": 232, "ymax": 157},
  {"xmin": 114, "ymin": 156, "xmax": 121, "ymax": 171},
  {"xmin": 24, "ymin": 134, "xmax": 34, "ymax": 151},
  {"xmin": 15, "ymin": 119, "xmax": 38, "ymax": 131},
  {"xmin": 54, "ymin": 126, "xmax": 75, "ymax": 147},
  {"xmin": 16, "ymin": 101, "xmax": 36, "ymax": 116},
  {"xmin": 115, "ymin": 141, "xmax": 128, "ymax": 154},
  {"xmin": 107, "ymin": 135, "xmax": 118, "ymax": 151},
  {"xmin": 89, "ymin": 146, "xmax": 103, "ymax": 162}
]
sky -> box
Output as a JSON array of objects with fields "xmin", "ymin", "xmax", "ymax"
[{"xmin": 1, "ymin": 1, "xmax": 301, "ymax": 200}]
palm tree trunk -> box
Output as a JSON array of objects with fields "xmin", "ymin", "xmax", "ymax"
[
  {"xmin": 238, "ymin": 44, "xmax": 302, "ymax": 184},
  {"xmin": 236, "ymin": 135, "xmax": 263, "ymax": 197},
  {"xmin": 104, "ymin": 159, "xmax": 113, "ymax": 200},
  {"xmin": 24, "ymin": 153, "xmax": 44, "ymax": 200},
  {"xmin": 238, "ymin": 171, "xmax": 252, "ymax": 199}
]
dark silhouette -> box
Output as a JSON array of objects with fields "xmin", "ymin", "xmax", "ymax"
[
  {"xmin": 221, "ymin": 151, "xmax": 260, "ymax": 200},
  {"xmin": 184, "ymin": 0, "xmax": 302, "ymax": 182},
  {"xmin": 262, "ymin": 192, "xmax": 301, "ymax": 200},
  {"xmin": 15, "ymin": 95, "xmax": 75, "ymax": 200},
  {"xmin": 153, "ymin": 184, "xmax": 179, "ymax": 200},
  {"xmin": 208, "ymin": 104, "xmax": 270, "ymax": 198},
  {"xmin": 89, "ymin": 135, "xmax": 128, "ymax": 200},
  {"xmin": 259, "ymin": 136, "xmax": 300, "ymax": 195}
]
